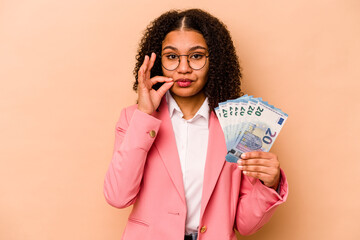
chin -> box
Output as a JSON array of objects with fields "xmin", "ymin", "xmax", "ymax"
[{"xmin": 170, "ymin": 87, "xmax": 203, "ymax": 99}]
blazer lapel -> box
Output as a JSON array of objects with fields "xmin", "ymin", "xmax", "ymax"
[
  {"xmin": 153, "ymin": 99, "xmax": 186, "ymax": 204},
  {"xmin": 200, "ymin": 111, "xmax": 227, "ymax": 218}
]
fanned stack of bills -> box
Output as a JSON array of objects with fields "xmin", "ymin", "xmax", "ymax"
[{"xmin": 215, "ymin": 95, "xmax": 288, "ymax": 163}]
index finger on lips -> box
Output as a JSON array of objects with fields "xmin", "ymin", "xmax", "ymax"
[{"xmin": 150, "ymin": 76, "xmax": 173, "ymax": 85}]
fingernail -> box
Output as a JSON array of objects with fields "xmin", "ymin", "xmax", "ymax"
[
  {"xmin": 241, "ymin": 153, "xmax": 246, "ymax": 158},
  {"xmin": 237, "ymin": 160, "xmax": 242, "ymax": 164}
]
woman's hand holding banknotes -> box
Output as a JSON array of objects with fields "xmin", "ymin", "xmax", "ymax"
[{"xmin": 238, "ymin": 151, "xmax": 281, "ymax": 190}]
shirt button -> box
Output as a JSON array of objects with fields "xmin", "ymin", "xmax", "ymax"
[
  {"xmin": 200, "ymin": 226, "xmax": 207, "ymax": 233},
  {"xmin": 149, "ymin": 130, "xmax": 156, "ymax": 138}
]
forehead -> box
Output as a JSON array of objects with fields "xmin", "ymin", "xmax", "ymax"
[{"xmin": 162, "ymin": 30, "xmax": 208, "ymax": 51}]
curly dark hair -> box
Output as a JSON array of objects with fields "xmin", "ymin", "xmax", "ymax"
[{"xmin": 133, "ymin": 8, "xmax": 242, "ymax": 111}]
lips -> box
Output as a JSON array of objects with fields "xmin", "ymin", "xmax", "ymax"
[{"xmin": 175, "ymin": 79, "xmax": 193, "ymax": 87}]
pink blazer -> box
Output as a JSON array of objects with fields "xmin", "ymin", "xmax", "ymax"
[{"xmin": 104, "ymin": 98, "xmax": 288, "ymax": 240}]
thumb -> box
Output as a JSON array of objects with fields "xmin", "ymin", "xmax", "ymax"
[{"xmin": 156, "ymin": 81, "xmax": 174, "ymax": 98}]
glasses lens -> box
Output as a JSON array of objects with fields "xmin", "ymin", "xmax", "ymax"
[
  {"xmin": 162, "ymin": 53, "xmax": 179, "ymax": 71},
  {"xmin": 188, "ymin": 53, "xmax": 207, "ymax": 70}
]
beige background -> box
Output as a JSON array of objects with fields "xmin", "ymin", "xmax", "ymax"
[{"xmin": 1, "ymin": 0, "xmax": 360, "ymax": 239}]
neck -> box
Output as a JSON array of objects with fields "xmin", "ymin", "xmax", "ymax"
[{"xmin": 171, "ymin": 91, "xmax": 206, "ymax": 120}]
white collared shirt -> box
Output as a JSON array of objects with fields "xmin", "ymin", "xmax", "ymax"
[{"xmin": 166, "ymin": 91, "xmax": 209, "ymax": 234}]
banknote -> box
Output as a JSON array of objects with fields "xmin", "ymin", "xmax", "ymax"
[{"xmin": 216, "ymin": 96, "xmax": 288, "ymax": 163}]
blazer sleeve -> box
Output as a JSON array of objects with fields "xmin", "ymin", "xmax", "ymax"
[
  {"xmin": 103, "ymin": 107, "xmax": 162, "ymax": 208},
  {"xmin": 235, "ymin": 168, "xmax": 288, "ymax": 235}
]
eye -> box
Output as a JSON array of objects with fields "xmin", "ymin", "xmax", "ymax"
[
  {"xmin": 190, "ymin": 53, "xmax": 205, "ymax": 60},
  {"xmin": 164, "ymin": 53, "xmax": 179, "ymax": 60}
]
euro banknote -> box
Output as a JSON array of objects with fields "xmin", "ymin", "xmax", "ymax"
[{"xmin": 215, "ymin": 95, "xmax": 288, "ymax": 163}]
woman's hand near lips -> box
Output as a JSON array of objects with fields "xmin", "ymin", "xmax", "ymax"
[
  {"xmin": 237, "ymin": 151, "xmax": 281, "ymax": 190},
  {"xmin": 137, "ymin": 53, "xmax": 174, "ymax": 115}
]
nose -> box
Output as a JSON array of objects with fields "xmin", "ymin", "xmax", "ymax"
[{"xmin": 177, "ymin": 55, "xmax": 192, "ymax": 73}]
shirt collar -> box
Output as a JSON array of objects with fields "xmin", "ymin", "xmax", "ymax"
[{"xmin": 166, "ymin": 91, "xmax": 210, "ymax": 122}]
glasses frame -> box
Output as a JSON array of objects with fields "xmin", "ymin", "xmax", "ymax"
[{"xmin": 161, "ymin": 53, "xmax": 210, "ymax": 71}]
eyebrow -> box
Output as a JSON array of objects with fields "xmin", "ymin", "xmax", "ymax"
[{"xmin": 162, "ymin": 45, "xmax": 208, "ymax": 52}]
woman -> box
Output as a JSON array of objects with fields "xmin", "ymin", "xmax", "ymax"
[{"xmin": 104, "ymin": 9, "xmax": 288, "ymax": 240}]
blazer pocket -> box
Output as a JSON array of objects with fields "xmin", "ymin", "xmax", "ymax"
[
  {"xmin": 122, "ymin": 218, "xmax": 150, "ymax": 240},
  {"xmin": 128, "ymin": 217, "xmax": 149, "ymax": 227}
]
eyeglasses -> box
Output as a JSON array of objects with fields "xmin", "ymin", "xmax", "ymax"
[{"xmin": 161, "ymin": 52, "xmax": 209, "ymax": 71}]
